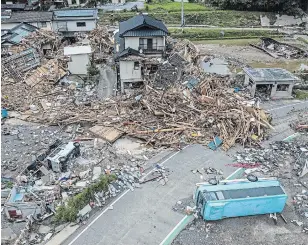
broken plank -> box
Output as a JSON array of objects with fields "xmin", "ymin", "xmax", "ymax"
[{"xmin": 89, "ymin": 125, "xmax": 124, "ymax": 143}]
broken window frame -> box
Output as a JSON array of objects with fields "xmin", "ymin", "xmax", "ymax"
[
  {"xmin": 76, "ymin": 22, "xmax": 86, "ymax": 27},
  {"xmin": 134, "ymin": 61, "xmax": 140, "ymax": 70},
  {"xmin": 276, "ymin": 84, "xmax": 289, "ymax": 91}
]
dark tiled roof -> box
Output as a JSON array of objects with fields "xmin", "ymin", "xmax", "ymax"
[
  {"xmin": 115, "ymin": 48, "xmax": 141, "ymax": 60},
  {"xmin": 1, "ymin": 11, "xmax": 53, "ymax": 23},
  {"xmin": 119, "ymin": 15, "xmax": 168, "ymax": 37},
  {"xmin": 122, "ymin": 29, "xmax": 167, "ymax": 37}
]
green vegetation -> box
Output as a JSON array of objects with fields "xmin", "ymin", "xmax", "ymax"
[
  {"xmin": 145, "ymin": 2, "xmax": 210, "ymax": 12},
  {"xmin": 297, "ymin": 37, "xmax": 308, "ymax": 45},
  {"xmin": 169, "ymin": 28, "xmax": 281, "ymax": 40},
  {"xmin": 294, "ymin": 90, "xmax": 308, "ymax": 100},
  {"xmin": 99, "ymin": 10, "xmax": 262, "ymax": 27},
  {"xmin": 55, "ymin": 174, "xmax": 117, "ymax": 222},
  {"xmin": 249, "ymin": 60, "xmax": 304, "ymax": 72}
]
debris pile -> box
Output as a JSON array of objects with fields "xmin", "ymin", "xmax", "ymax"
[
  {"xmin": 1, "ymin": 121, "xmax": 157, "ymax": 244},
  {"xmin": 250, "ymin": 37, "xmax": 307, "ymax": 59},
  {"xmin": 20, "ymin": 29, "xmax": 64, "ymax": 57},
  {"xmin": 88, "ymin": 25, "xmax": 113, "ymax": 54},
  {"xmin": 234, "ymin": 139, "xmax": 308, "ymax": 228}
]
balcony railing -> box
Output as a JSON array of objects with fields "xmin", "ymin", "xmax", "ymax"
[{"xmin": 139, "ymin": 44, "xmax": 165, "ymax": 54}]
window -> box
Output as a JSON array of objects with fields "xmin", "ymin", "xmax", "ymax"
[
  {"xmin": 76, "ymin": 22, "xmax": 86, "ymax": 27},
  {"xmin": 72, "ymin": 0, "xmax": 77, "ymax": 4},
  {"xmin": 41, "ymin": 22, "xmax": 47, "ymax": 28},
  {"xmin": 277, "ymin": 84, "xmax": 289, "ymax": 91},
  {"xmin": 134, "ymin": 62, "xmax": 140, "ymax": 70}
]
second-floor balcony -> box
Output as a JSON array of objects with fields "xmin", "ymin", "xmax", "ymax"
[{"xmin": 139, "ymin": 44, "xmax": 165, "ymax": 54}]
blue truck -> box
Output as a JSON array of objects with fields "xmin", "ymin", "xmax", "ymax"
[{"xmin": 194, "ymin": 178, "xmax": 287, "ymax": 221}]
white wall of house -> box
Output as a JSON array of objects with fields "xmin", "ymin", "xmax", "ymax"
[
  {"xmin": 120, "ymin": 60, "xmax": 142, "ymax": 82},
  {"xmin": 67, "ymin": 0, "xmax": 80, "ymax": 5},
  {"xmin": 52, "ymin": 20, "xmax": 96, "ymax": 32},
  {"xmin": 124, "ymin": 36, "xmax": 165, "ymax": 50},
  {"xmin": 68, "ymin": 53, "xmax": 90, "ymax": 75},
  {"xmin": 1, "ymin": 21, "xmax": 52, "ymax": 31},
  {"xmin": 112, "ymin": 0, "xmax": 125, "ymax": 3}
]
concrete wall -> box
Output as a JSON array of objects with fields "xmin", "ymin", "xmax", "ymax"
[
  {"xmin": 1, "ymin": 21, "xmax": 52, "ymax": 30},
  {"xmin": 67, "ymin": 0, "xmax": 80, "ymax": 5},
  {"xmin": 68, "ymin": 53, "xmax": 90, "ymax": 75},
  {"xmin": 245, "ymin": 74, "xmax": 294, "ymax": 99},
  {"xmin": 112, "ymin": 0, "xmax": 125, "ymax": 3},
  {"xmin": 119, "ymin": 60, "xmax": 142, "ymax": 82},
  {"xmin": 124, "ymin": 36, "xmax": 165, "ymax": 50},
  {"xmin": 270, "ymin": 83, "xmax": 294, "ymax": 98},
  {"xmin": 52, "ymin": 20, "xmax": 96, "ymax": 32}
]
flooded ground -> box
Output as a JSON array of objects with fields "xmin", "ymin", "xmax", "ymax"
[{"xmin": 200, "ymin": 57, "xmax": 231, "ymax": 75}]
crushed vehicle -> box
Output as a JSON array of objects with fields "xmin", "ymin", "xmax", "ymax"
[{"xmin": 194, "ymin": 177, "xmax": 287, "ymax": 221}]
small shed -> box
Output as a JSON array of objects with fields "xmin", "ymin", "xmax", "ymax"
[
  {"xmin": 64, "ymin": 46, "xmax": 92, "ymax": 75},
  {"xmin": 243, "ymin": 68, "xmax": 300, "ymax": 99}
]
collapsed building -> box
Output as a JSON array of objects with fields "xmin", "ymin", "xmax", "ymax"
[
  {"xmin": 244, "ymin": 67, "xmax": 300, "ymax": 99},
  {"xmin": 251, "ymin": 37, "xmax": 308, "ymax": 59}
]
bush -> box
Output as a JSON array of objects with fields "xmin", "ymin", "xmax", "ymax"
[{"xmin": 55, "ymin": 174, "xmax": 117, "ymax": 222}]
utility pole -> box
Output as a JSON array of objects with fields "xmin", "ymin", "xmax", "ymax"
[{"xmin": 181, "ymin": 0, "xmax": 185, "ymax": 27}]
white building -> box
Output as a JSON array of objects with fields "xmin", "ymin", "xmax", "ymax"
[
  {"xmin": 1, "ymin": 10, "xmax": 53, "ymax": 30},
  {"xmin": 52, "ymin": 9, "xmax": 98, "ymax": 36},
  {"xmin": 64, "ymin": 46, "xmax": 92, "ymax": 75},
  {"xmin": 112, "ymin": 0, "xmax": 126, "ymax": 4},
  {"xmin": 243, "ymin": 68, "xmax": 299, "ymax": 99},
  {"xmin": 116, "ymin": 14, "xmax": 168, "ymax": 92},
  {"xmin": 67, "ymin": 0, "xmax": 87, "ymax": 6}
]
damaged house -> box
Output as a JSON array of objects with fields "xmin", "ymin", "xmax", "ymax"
[
  {"xmin": 115, "ymin": 14, "xmax": 169, "ymax": 93},
  {"xmin": 243, "ymin": 68, "xmax": 300, "ymax": 99},
  {"xmin": 52, "ymin": 9, "xmax": 98, "ymax": 37}
]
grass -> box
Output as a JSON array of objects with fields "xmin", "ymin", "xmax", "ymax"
[
  {"xmin": 145, "ymin": 2, "xmax": 210, "ymax": 12},
  {"xmin": 55, "ymin": 174, "xmax": 116, "ymax": 222},
  {"xmin": 249, "ymin": 60, "xmax": 304, "ymax": 73},
  {"xmin": 99, "ymin": 10, "xmax": 263, "ymax": 27},
  {"xmin": 294, "ymin": 90, "xmax": 308, "ymax": 100},
  {"xmin": 169, "ymin": 28, "xmax": 281, "ymax": 40},
  {"xmin": 297, "ymin": 37, "xmax": 308, "ymax": 45}
]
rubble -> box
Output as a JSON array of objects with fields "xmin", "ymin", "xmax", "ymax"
[
  {"xmin": 250, "ymin": 37, "xmax": 308, "ymax": 59},
  {"xmin": 234, "ymin": 137, "xmax": 308, "ymax": 225}
]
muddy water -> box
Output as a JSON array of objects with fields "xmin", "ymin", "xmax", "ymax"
[{"xmin": 200, "ymin": 58, "xmax": 231, "ymax": 75}]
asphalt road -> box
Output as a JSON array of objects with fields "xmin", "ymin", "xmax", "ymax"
[
  {"xmin": 62, "ymin": 144, "xmax": 236, "ymax": 245},
  {"xmin": 62, "ymin": 99, "xmax": 307, "ymax": 245}
]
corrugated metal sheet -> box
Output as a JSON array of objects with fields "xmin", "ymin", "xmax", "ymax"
[{"xmin": 122, "ymin": 30, "xmax": 167, "ymax": 37}]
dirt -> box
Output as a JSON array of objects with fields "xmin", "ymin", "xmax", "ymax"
[
  {"xmin": 197, "ymin": 44, "xmax": 278, "ymax": 63},
  {"xmin": 173, "ymin": 214, "xmax": 306, "ymax": 245}
]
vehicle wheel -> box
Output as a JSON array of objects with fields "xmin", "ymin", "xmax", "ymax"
[
  {"xmin": 73, "ymin": 142, "xmax": 80, "ymax": 147},
  {"xmin": 59, "ymin": 157, "xmax": 67, "ymax": 163},
  {"xmin": 209, "ymin": 178, "xmax": 218, "ymax": 185},
  {"xmin": 247, "ymin": 174, "xmax": 258, "ymax": 182}
]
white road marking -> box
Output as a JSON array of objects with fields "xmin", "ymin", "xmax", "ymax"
[
  {"xmin": 159, "ymin": 215, "xmax": 188, "ymax": 245},
  {"xmin": 67, "ymin": 189, "xmax": 130, "ymax": 245},
  {"xmin": 67, "ymin": 145, "xmax": 189, "ymax": 245},
  {"xmin": 266, "ymin": 101, "xmax": 308, "ymax": 112},
  {"xmin": 140, "ymin": 145, "xmax": 190, "ymax": 181}
]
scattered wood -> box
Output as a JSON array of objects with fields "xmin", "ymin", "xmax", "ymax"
[{"xmin": 89, "ymin": 126, "xmax": 124, "ymax": 143}]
